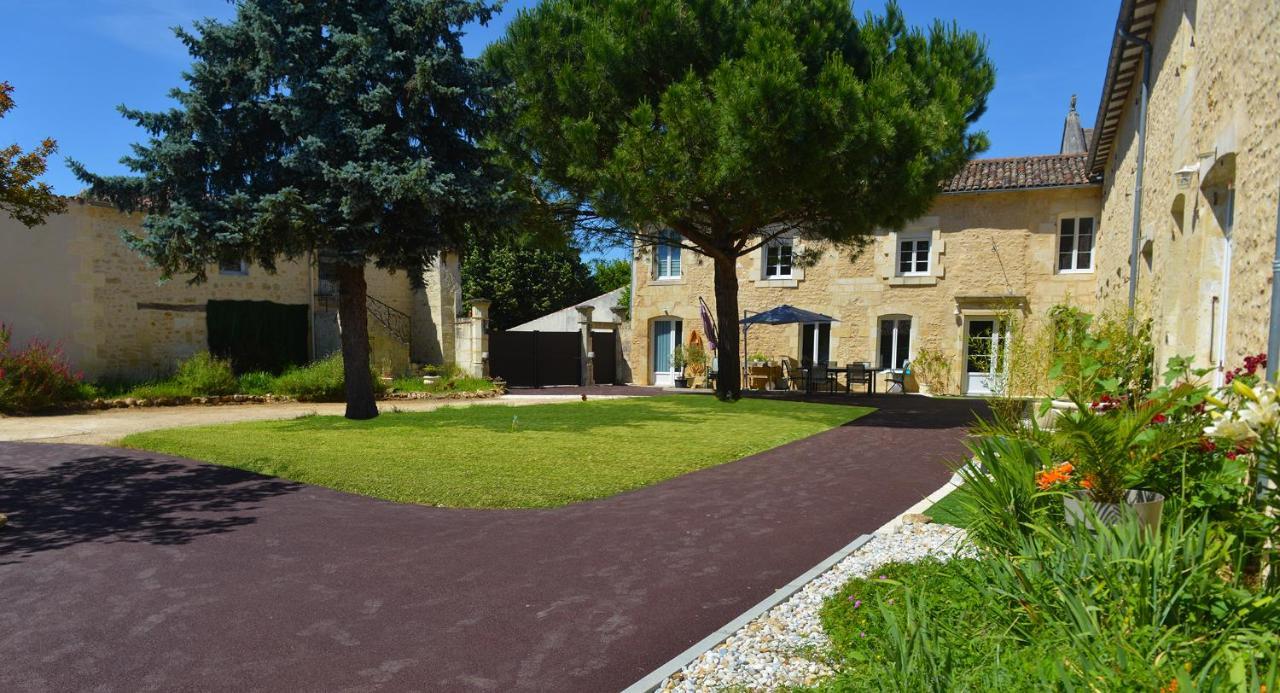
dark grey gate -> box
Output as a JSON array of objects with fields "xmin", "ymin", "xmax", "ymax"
[
  {"xmin": 489, "ymin": 331, "xmax": 581, "ymax": 387},
  {"xmin": 592, "ymin": 331, "xmax": 618, "ymax": 385}
]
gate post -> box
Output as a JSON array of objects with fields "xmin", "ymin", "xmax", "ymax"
[
  {"xmin": 468, "ymin": 298, "xmax": 490, "ymax": 378},
  {"xmin": 576, "ymin": 305, "xmax": 595, "ymax": 386},
  {"xmin": 611, "ymin": 305, "xmax": 628, "ymax": 385}
]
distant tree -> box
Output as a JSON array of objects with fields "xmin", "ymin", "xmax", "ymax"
[
  {"xmin": 487, "ymin": 0, "xmax": 995, "ymax": 399},
  {"xmin": 463, "ymin": 237, "xmax": 596, "ymax": 330},
  {"xmin": 589, "ymin": 258, "xmax": 631, "ymax": 293},
  {"xmin": 71, "ymin": 0, "xmax": 504, "ymax": 419},
  {"xmin": 0, "ymin": 82, "xmax": 65, "ymax": 227}
]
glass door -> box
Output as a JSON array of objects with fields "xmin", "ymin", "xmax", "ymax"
[
  {"xmin": 964, "ymin": 318, "xmax": 1007, "ymax": 395},
  {"xmin": 652, "ymin": 319, "xmax": 682, "ymax": 386}
]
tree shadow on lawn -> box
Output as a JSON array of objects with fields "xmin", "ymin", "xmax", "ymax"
[
  {"xmin": 271, "ymin": 396, "xmax": 867, "ymax": 436},
  {"xmin": 0, "ymin": 454, "xmax": 301, "ymax": 564}
]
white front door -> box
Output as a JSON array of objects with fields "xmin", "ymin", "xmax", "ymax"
[
  {"xmin": 964, "ymin": 318, "xmax": 1007, "ymax": 395},
  {"xmin": 652, "ymin": 319, "xmax": 683, "ymax": 386}
]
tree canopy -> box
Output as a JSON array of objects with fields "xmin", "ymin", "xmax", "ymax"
[
  {"xmin": 487, "ymin": 0, "xmax": 995, "ymax": 398},
  {"xmin": 0, "ymin": 82, "xmax": 64, "ymax": 227},
  {"xmin": 463, "ymin": 237, "xmax": 596, "ymax": 330},
  {"xmin": 72, "ymin": 0, "xmax": 504, "ymax": 419}
]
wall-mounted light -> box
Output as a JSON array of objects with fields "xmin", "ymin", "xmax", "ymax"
[{"xmin": 1174, "ymin": 163, "xmax": 1197, "ymax": 189}]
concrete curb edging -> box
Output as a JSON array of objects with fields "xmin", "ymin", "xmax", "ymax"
[
  {"xmin": 620, "ymin": 532, "xmax": 874, "ymax": 693},
  {"xmin": 621, "ymin": 474, "xmax": 965, "ymax": 693}
]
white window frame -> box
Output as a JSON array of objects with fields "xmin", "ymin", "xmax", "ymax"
[
  {"xmin": 763, "ymin": 237, "xmax": 794, "ymax": 279},
  {"xmin": 654, "ymin": 230, "xmax": 682, "ymax": 280},
  {"xmin": 1057, "ymin": 216, "xmax": 1095, "ymax": 273},
  {"xmin": 219, "ymin": 257, "xmax": 249, "ymax": 276},
  {"xmin": 878, "ymin": 316, "xmax": 912, "ymax": 370},
  {"xmin": 896, "ymin": 232, "xmax": 931, "ymax": 276}
]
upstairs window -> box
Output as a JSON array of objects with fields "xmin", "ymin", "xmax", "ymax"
[
  {"xmin": 655, "ymin": 230, "xmax": 682, "ymax": 280},
  {"xmin": 764, "ymin": 237, "xmax": 794, "ymax": 278},
  {"xmin": 219, "ymin": 256, "xmax": 249, "ymax": 276},
  {"xmin": 1058, "ymin": 217, "xmax": 1095, "ymax": 272},
  {"xmin": 897, "ymin": 233, "xmax": 930, "ymax": 275}
]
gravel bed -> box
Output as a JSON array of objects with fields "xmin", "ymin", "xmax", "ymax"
[{"xmin": 658, "ymin": 522, "xmax": 971, "ymax": 692}]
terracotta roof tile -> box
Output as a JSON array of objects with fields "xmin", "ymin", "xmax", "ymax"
[{"xmin": 942, "ymin": 153, "xmax": 1099, "ymax": 193}]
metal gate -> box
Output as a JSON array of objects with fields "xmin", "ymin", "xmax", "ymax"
[
  {"xmin": 489, "ymin": 331, "xmax": 581, "ymax": 387},
  {"xmin": 592, "ymin": 330, "xmax": 618, "ymax": 385}
]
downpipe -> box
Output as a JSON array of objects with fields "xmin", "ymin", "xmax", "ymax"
[
  {"xmin": 1269, "ymin": 180, "xmax": 1280, "ymax": 382},
  {"xmin": 1118, "ymin": 26, "xmax": 1151, "ymax": 332}
]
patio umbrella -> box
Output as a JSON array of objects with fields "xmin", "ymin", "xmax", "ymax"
[
  {"xmin": 739, "ymin": 305, "xmax": 839, "ymax": 383},
  {"xmin": 698, "ymin": 297, "xmax": 718, "ymax": 351}
]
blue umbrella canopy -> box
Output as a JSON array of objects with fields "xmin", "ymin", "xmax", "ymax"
[{"xmin": 740, "ymin": 305, "xmax": 839, "ymax": 325}]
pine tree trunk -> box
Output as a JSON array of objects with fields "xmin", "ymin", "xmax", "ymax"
[
  {"xmin": 335, "ymin": 262, "xmax": 379, "ymax": 420},
  {"xmin": 713, "ymin": 253, "xmax": 742, "ymax": 401}
]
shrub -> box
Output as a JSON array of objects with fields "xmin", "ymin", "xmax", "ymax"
[
  {"xmin": 173, "ymin": 351, "xmax": 239, "ymax": 396},
  {"xmin": 0, "ymin": 323, "xmax": 85, "ymax": 413},
  {"xmin": 236, "ymin": 371, "xmax": 277, "ymax": 395},
  {"xmin": 272, "ymin": 353, "xmax": 386, "ymax": 401},
  {"xmin": 909, "ymin": 346, "xmax": 952, "ymax": 395}
]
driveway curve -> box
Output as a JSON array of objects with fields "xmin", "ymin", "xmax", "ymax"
[{"xmin": 0, "ymin": 394, "xmax": 985, "ymax": 692}]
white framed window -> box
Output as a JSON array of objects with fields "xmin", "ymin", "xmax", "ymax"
[
  {"xmin": 801, "ymin": 322, "xmax": 831, "ymax": 365},
  {"xmin": 1057, "ymin": 217, "xmax": 1095, "ymax": 272},
  {"xmin": 878, "ymin": 316, "xmax": 912, "ymax": 369},
  {"xmin": 654, "ymin": 229, "xmax": 682, "ymax": 280},
  {"xmin": 764, "ymin": 237, "xmax": 794, "ymax": 279},
  {"xmin": 896, "ymin": 232, "xmax": 930, "ymax": 276},
  {"xmin": 219, "ymin": 257, "xmax": 249, "ymax": 276}
]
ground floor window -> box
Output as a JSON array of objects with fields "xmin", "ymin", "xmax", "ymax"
[
  {"xmin": 879, "ymin": 317, "xmax": 911, "ymax": 369},
  {"xmin": 801, "ymin": 322, "xmax": 831, "ymax": 365}
]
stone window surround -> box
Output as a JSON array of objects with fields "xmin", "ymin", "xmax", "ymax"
[
  {"xmin": 874, "ymin": 313, "xmax": 915, "ymax": 370},
  {"xmin": 895, "ymin": 230, "xmax": 932, "ymax": 277},
  {"xmin": 881, "ymin": 219, "xmax": 943, "ymax": 286},
  {"xmin": 1055, "ymin": 211, "xmax": 1097, "ymax": 275},
  {"xmin": 749, "ymin": 235, "xmax": 805, "ymax": 288}
]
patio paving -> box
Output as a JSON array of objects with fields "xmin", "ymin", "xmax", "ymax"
[{"xmin": 0, "ymin": 394, "xmax": 986, "ymax": 692}]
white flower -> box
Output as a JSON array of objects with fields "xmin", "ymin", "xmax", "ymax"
[{"xmin": 1204, "ymin": 416, "xmax": 1260, "ymax": 443}]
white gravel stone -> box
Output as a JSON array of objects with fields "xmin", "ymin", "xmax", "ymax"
[{"xmin": 658, "ymin": 523, "xmax": 971, "ymax": 692}]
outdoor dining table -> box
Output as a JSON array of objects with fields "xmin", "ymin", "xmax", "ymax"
[{"xmin": 800, "ymin": 364, "xmax": 882, "ymax": 394}]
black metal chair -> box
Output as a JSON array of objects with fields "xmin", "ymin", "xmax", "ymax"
[{"xmin": 845, "ymin": 362, "xmax": 872, "ymax": 393}]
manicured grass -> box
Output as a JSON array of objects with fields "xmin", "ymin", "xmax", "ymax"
[
  {"xmin": 923, "ymin": 488, "xmax": 970, "ymax": 527},
  {"xmin": 122, "ymin": 395, "xmax": 872, "ymax": 508}
]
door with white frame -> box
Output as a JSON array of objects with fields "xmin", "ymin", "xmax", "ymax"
[
  {"xmin": 1212, "ymin": 186, "xmax": 1235, "ymax": 387},
  {"xmin": 651, "ymin": 318, "xmax": 683, "ymax": 386},
  {"xmin": 963, "ymin": 317, "xmax": 1008, "ymax": 395}
]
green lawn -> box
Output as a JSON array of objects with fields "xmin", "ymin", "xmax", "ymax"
[
  {"xmin": 122, "ymin": 395, "xmax": 871, "ymax": 508},
  {"xmin": 923, "ymin": 487, "xmax": 970, "ymax": 527}
]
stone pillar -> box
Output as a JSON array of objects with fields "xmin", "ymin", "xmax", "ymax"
[
  {"xmin": 576, "ymin": 305, "xmax": 595, "ymax": 386},
  {"xmin": 468, "ymin": 299, "xmax": 490, "ymax": 378},
  {"xmin": 610, "ymin": 305, "xmax": 629, "ymax": 385}
]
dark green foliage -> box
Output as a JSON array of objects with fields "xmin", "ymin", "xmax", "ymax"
[
  {"xmin": 487, "ymin": 0, "xmax": 995, "ymax": 399},
  {"xmin": 589, "ymin": 258, "xmax": 631, "ymax": 293},
  {"xmin": 206, "ymin": 300, "xmax": 310, "ymax": 374},
  {"xmin": 463, "ymin": 238, "xmax": 597, "ymax": 330},
  {"xmin": 70, "ymin": 0, "xmax": 504, "ymax": 418},
  {"xmin": 270, "ymin": 352, "xmax": 387, "ymax": 402}
]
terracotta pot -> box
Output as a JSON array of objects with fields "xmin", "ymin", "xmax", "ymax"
[{"xmin": 1064, "ymin": 489, "xmax": 1164, "ymax": 532}]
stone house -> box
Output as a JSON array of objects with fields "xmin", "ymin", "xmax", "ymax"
[
  {"xmin": 1088, "ymin": 0, "xmax": 1280, "ymax": 383},
  {"xmin": 630, "ymin": 103, "xmax": 1103, "ymax": 394},
  {"xmin": 0, "ymin": 198, "xmax": 472, "ymax": 381}
]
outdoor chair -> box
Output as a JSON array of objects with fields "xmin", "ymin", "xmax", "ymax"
[
  {"xmin": 780, "ymin": 357, "xmax": 802, "ymax": 391},
  {"xmin": 807, "ymin": 364, "xmax": 836, "ymax": 394},
  {"xmin": 846, "ymin": 362, "xmax": 872, "ymax": 393},
  {"xmin": 887, "ymin": 361, "xmax": 910, "ymax": 393}
]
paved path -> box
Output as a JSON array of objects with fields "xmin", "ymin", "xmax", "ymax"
[
  {"xmin": 0, "ymin": 387, "xmax": 659, "ymax": 446},
  {"xmin": 0, "ymin": 394, "xmax": 985, "ymax": 692}
]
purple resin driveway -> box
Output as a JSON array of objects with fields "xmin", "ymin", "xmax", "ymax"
[{"xmin": 0, "ymin": 394, "xmax": 985, "ymax": 692}]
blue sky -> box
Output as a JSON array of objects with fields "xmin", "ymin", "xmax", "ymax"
[{"xmin": 4, "ymin": 0, "xmax": 1117, "ymax": 256}]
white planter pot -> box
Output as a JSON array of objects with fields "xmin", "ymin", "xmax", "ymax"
[{"xmin": 1063, "ymin": 489, "xmax": 1164, "ymax": 531}]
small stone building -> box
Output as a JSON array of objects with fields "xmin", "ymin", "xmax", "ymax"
[
  {"xmin": 0, "ymin": 198, "xmax": 467, "ymax": 380},
  {"xmin": 631, "ymin": 103, "xmax": 1103, "ymax": 394}
]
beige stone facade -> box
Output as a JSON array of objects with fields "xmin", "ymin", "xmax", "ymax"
[
  {"xmin": 630, "ymin": 184, "xmax": 1102, "ymax": 393},
  {"xmin": 0, "ymin": 199, "xmax": 460, "ymax": 380},
  {"xmin": 1089, "ymin": 0, "xmax": 1280, "ymax": 380}
]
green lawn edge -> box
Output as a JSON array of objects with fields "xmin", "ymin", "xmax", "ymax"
[{"xmin": 122, "ymin": 395, "xmax": 874, "ymax": 509}]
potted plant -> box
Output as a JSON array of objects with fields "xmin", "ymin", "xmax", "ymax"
[
  {"xmin": 1043, "ymin": 385, "xmax": 1196, "ymax": 532},
  {"xmin": 749, "ymin": 352, "xmax": 769, "ymax": 366},
  {"xmin": 672, "ymin": 345, "xmax": 688, "ymax": 388},
  {"xmin": 685, "ymin": 341, "xmax": 709, "ymax": 388}
]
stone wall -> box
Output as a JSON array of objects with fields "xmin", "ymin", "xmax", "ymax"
[
  {"xmin": 0, "ymin": 199, "xmax": 454, "ymax": 380},
  {"xmin": 1092, "ymin": 0, "xmax": 1280, "ymax": 377},
  {"xmin": 630, "ymin": 186, "xmax": 1102, "ymax": 392}
]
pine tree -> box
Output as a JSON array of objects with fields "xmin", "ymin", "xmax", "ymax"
[
  {"xmin": 72, "ymin": 0, "xmax": 504, "ymax": 419},
  {"xmin": 487, "ymin": 0, "xmax": 995, "ymax": 399}
]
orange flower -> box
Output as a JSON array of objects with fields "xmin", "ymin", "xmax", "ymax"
[
  {"xmin": 1160, "ymin": 677, "xmax": 1179, "ymax": 693},
  {"xmin": 1035, "ymin": 462, "xmax": 1076, "ymax": 490},
  {"xmin": 1081, "ymin": 474, "xmax": 1096, "ymax": 490}
]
